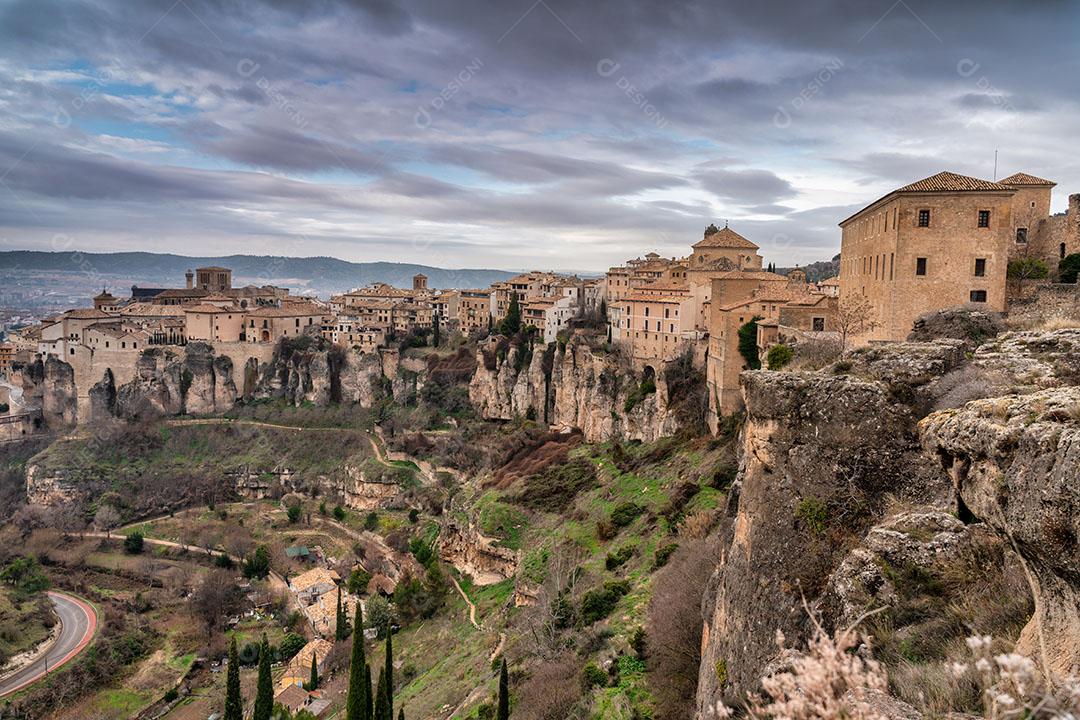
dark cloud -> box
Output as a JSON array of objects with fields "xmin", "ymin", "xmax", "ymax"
[{"xmin": 0, "ymin": 0, "xmax": 1077, "ymax": 270}]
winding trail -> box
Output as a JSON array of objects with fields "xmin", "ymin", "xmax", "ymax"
[
  {"xmin": 0, "ymin": 591, "xmax": 97, "ymax": 697},
  {"xmin": 450, "ymin": 575, "xmax": 481, "ymax": 630}
]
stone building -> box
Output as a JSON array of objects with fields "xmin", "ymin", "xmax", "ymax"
[
  {"xmin": 1000, "ymin": 173, "xmax": 1080, "ymax": 273},
  {"xmin": 838, "ymin": 171, "xmax": 1014, "ymax": 343}
]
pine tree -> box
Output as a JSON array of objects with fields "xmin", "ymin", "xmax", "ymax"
[
  {"xmin": 384, "ymin": 623, "xmax": 394, "ymax": 720},
  {"xmin": 223, "ymin": 636, "xmax": 242, "ymax": 720},
  {"xmin": 336, "ymin": 587, "xmax": 349, "ymax": 641},
  {"xmin": 306, "ymin": 652, "xmax": 319, "ymax": 691},
  {"xmin": 374, "ymin": 668, "xmax": 389, "ymax": 720},
  {"xmin": 346, "ymin": 603, "xmax": 367, "ymax": 720},
  {"xmin": 497, "ymin": 658, "xmax": 509, "ymax": 720},
  {"xmin": 432, "ymin": 313, "xmax": 440, "ymax": 348},
  {"xmin": 252, "ymin": 635, "xmax": 273, "ymax": 720}
]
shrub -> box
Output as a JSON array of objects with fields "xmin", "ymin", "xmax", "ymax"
[
  {"xmin": 1053, "ymin": 252, "xmax": 1080, "ymax": 284},
  {"xmin": 711, "ymin": 464, "xmax": 738, "ymax": 491},
  {"xmin": 795, "ymin": 497, "xmax": 829, "ymax": 534},
  {"xmin": 243, "ymin": 545, "xmax": 271, "ymax": 579},
  {"xmin": 278, "ymin": 632, "xmax": 306, "ymax": 660},
  {"xmin": 580, "ymin": 580, "xmax": 630, "ymax": 624},
  {"xmin": 652, "ymin": 543, "xmax": 679, "ymax": 570},
  {"xmin": 515, "ymin": 458, "xmax": 597, "ymax": 513},
  {"xmin": 624, "ymin": 377, "xmax": 657, "ymax": 413},
  {"xmin": 766, "ymin": 343, "xmax": 794, "ymax": 370},
  {"xmin": 582, "ymin": 661, "xmax": 608, "ymax": 689},
  {"xmin": 364, "ymin": 512, "xmax": 379, "ymax": 531},
  {"xmin": 604, "ymin": 545, "xmax": 635, "ymax": 571},
  {"xmin": 332, "ymin": 505, "xmax": 346, "ymax": 521},
  {"xmin": 595, "ymin": 519, "xmax": 616, "ymax": 542},
  {"xmin": 737, "ymin": 317, "xmax": 763, "ymax": 370},
  {"xmin": 347, "ymin": 568, "xmax": 372, "ymax": 594},
  {"xmin": 661, "ymin": 482, "xmax": 700, "ymax": 526},
  {"xmin": 286, "ymin": 505, "xmax": 302, "ymax": 524},
  {"xmin": 610, "ymin": 502, "xmax": 645, "ymax": 528},
  {"xmin": 631, "ymin": 626, "xmax": 647, "ymax": 660},
  {"xmin": 1008, "ymin": 256, "xmax": 1050, "ymax": 283},
  {"xmin": 123, "ymin": 531, "xmax": 145, "ymax": 555}
]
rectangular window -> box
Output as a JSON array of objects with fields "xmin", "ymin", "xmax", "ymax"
[
  {"xmin": 1016, "ymin": 227, "xmax": 1028, "ymax": 244},
  {"xmin": 978, "ymin": 210, "xmax": 990, "ymax": 228},
  {"xmin": 974, "ymin": 258, "xmax": 986, "ymax": 277},
  {"xmin": 918, "ymin": 209, "xmax": 931, "ymax": 227},
  {"xmin": 916, "ymin": 257, "xmax": 927, "ymax": 276},
  {"xmin": 812, "ymin": 317, "xmax": 825, "ymax": 331},
  {"xmin": 970, "ymin": 290, "xmax": 988, "ymax": 303}
]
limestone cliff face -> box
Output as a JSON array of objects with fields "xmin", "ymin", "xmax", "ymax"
[
  {"xmin": 469, "ymin": 336, "xmax": 681, "ymax": 442},
  {"xmin": 438, "ymin": 520, "xmax": 519, "ymax": 585},
  {"xmin": 113, "ymin": 343, "xmax": 238, "ymax": 419},
  {"xmin": 921, "ymin": 387, "xmax": 1080, "ymax": 677},
  {"xmin": 16, "ymin": 356, "xmax": 78, "ymax": 429},
  {"xmin": 695, "ymin": 347, "xmax": 958, "ymax": 713}
]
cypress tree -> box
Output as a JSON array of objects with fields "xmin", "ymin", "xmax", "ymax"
[
  {"xmin": 501, "ymin": 293, "xmax": 521, "ymax": 336},
  {"xmin": 374, "ymin": 668, "xmax": 389, "ymax": 720},
  {"xmin": 336, "ymin": 588, "xmax": 349, "ymax": 641},
  {"xmin": 252, "ymin": 635, "xmax": 273, "ymax": 720},
  {"xmin": 345, "ymin": 604, "xmax": 367, "ymax": 720},
  {"xmin": 223, "ymin": 636, "xmax": 242, "ymax": 720},
  {"xmin": 432, "ymin": 313, "xmax": 440, "ymax": 348},
  {"xmin": 307, "ymin": 652, "xmax": 319, "ymax": 690},
  {"xmin": 384, "ymin": 623, "xmax": 393, "ymax": 720},
  {"xmin": 365, "ymin": 664, "xmax": 374, "ymax": 720},
  {"xmin": 398, "ymin": 709, "xmax": 405, "ymax": 720},
  {"xmin": 497, "ymin": 658, "xmax": 509, "ymax": 720}
]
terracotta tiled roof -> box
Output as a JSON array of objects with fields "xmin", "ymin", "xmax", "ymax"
[
  {"xmin": 714, "ymin": 270, "xmax": 788, "ymax": 282},
  {"xmin": 183, "ymin": 303, "xmax": 234, "ymax": 313},
  {"xmin": 692, "ymin": 227, "xmax": 759, "ymax": 250},
  {"xmin": 896, "ymin": 171, "xmax": 1010, "ymax": 193},
  {"xmin": 840, "ymin": 171, "xmax": 1014, "ymax": 226},
  {"xmin": 119, "ymin": 303, "xmax": 186, "ymax": 317},
  {"xmin": 999, "ymin": 172, "xmax": 1056, "ymax": 187},
  {"xmin": 274, "ymin": 684, "xmax": 309, "ymax": 711},
  {"xmin": 818, "ymin": 276, "xmax": 840, "ymax": 286},
  {"xmin": 290, "ymin": 567, "xmax": 340, "ymax": 593},
  {"xmin": 247, "ymin": 303, "xmax": 324, "ymax": 318},
  {"xmin": 63, "ymin": 308, "xmax": 113, "ymax": 320},
  {"xmin": 153, "ymin": 288, "xmax": 208, "ymax": 299}
]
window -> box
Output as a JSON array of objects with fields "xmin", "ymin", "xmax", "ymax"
[
  {"xmin": 1016, "ymin": 227, "xmax": 1028, "ymax": 244},
  {"xmin": 978, "ymin": 210, "xmax": 990, "ymax": 228},
  {"xmin": 974, "ymin": 258, "xmax": 986, "ymax": 277},
  {"xmin": 812, "ymin": 317, "xmax": 825, "ymax": 331},
  {"xmin": 644, "ymin": 307, "xmax": 649, "ymax": 317},
  {"xmin": 916, "ymin": 257, "xmax": 927, "ymax": 276},
  {"xmin": 970, "ymin": 290, "xmax": 987, "ymax": 303},
  {"xmin": 918, "ymin": 209, "xmax": 931, "ymax": 227},
  {"xmin": 1061, "ymin": 243, "xmax": 1067, "ymax": 260}
]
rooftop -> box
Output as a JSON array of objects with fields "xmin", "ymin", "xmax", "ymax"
[
  {"xmin": 999, "ymin": 172, "xmax": 1056, "ymax": 187},
  {"xmin": 692, "ymin": 226, "xmax": 759, "ymax": 250},
  {"xmin": 841, "ymin": 171, "xmax": 1016, "ymax": 226},
  {"xmin": 289, "ymin": 567, "xmax": 339, "ymax": 593}
]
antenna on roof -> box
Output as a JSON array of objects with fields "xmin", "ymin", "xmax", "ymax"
[{"xmin": 993, "ymin": 150, "xmax": 998, "ymax": 181}]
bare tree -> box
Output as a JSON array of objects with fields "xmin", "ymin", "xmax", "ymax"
[
  {"xmin": 190, "ymin": 568, "xmax": 244, "ymax": 640},
  {"xmin": 834, "ymin": 292, "xmax": 880, "ymax": 350},
  {"xmin": 525, "ymin": 544, "xmax": 585, "ymax": 658},
  {"xmin": 94, "ymin": 504, "xmax": 121, "ymax": 537}
]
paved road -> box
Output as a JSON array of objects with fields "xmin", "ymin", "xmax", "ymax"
[{"xmin": 0, "ymin": 591, "xmax": 97, "ymax": 697}]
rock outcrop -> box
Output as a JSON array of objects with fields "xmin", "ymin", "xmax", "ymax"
[
  {"xmin": 921, "ymin": 387, "xmax": 1080, "ymax": 677},
  {"xmin": 439, "ymin": 520, "xmax": 519, "ymax": 585},
  {"xmin": 469, "ymin": 335, "xmax": 683, "ymax": 442},
  {"xmin": 15, "ymin": 356, "xmax": 78, "ymax": 429},
  {"xmin": 696, "ymin": 367, "xmax": 950, "ymax": 712}
]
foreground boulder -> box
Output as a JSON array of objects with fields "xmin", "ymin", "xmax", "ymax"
[{"xmin": 921, "ymin": 387, "xmax": 1080, "ymax": 677}]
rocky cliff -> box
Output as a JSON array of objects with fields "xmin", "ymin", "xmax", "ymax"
[
  {"xmin": 438, "ymin": 520, "xmax": 519, "ymax": 585},
  {"xmin": 16, "ymin": 356, "xmax": 78, "ymax": 429},
  {"xmin": 469, "ymin": 335, "xmax": 683, "ymax": 442},
  {"xmin": 695, "ymin": 331, "xmax": 1080, "ymax": 714}
]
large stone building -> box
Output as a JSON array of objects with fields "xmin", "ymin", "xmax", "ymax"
[{"xmin": 838, "ymin": 171, "xmax": 1015, "ymax": 342}]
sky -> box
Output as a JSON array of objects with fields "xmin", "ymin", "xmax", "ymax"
[{"xmin": 0, "ymin": 0, "xmax": 1078, "ymax": 272}]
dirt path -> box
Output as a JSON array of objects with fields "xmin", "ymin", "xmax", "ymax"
[
  {"xmin": 450, "ymin": 575, "xmax": 481, "ymax": 630},
  {"xmin": 83, "ymin": 532, "xmax": 298, "ymax": 613},
  {"xmin": 488, "ymin": 632, "xmax": 506, "ymax": 663}
]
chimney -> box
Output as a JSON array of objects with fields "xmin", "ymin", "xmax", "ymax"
[{"xmin": 185, "ymin": 269, "xmax": 194, "ymax": 290}]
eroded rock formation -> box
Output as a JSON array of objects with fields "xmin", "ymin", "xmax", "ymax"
[
  {"xmin": 438, "ymin": 520, "xmax": 519, "ymax": 585},
  {"xmin": 921, "ymin": 387, "xmax": 1080, "ymax": 677}
]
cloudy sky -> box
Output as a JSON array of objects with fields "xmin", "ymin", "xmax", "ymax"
[{"xmin": 1, "ymin": 0, "xmax": 1078, "ymax": 272}]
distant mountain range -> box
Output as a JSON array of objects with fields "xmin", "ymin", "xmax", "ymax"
[{"xmin": 0, "ymin": 251, "xmax": 519, "ymax": 294}]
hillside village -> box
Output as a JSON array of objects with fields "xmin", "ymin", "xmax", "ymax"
[
  {"xmin": 0, "ymin": 169, "xmax": 1079, "ymax": 720},
  {"xmin": 2, "ymin": 169, "xmax": 1079, "ymax": 436}
]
